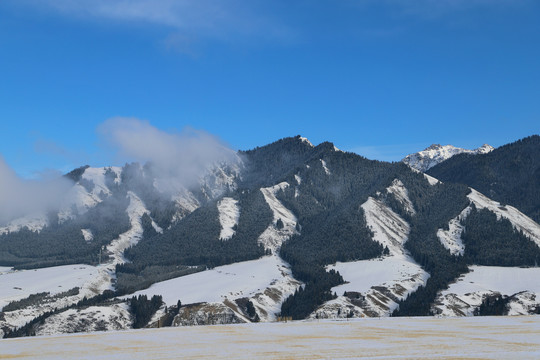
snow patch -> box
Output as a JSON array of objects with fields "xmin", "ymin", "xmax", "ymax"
[
  {"xmin": 424, "ymin": 173, "xmax": 441, "ymax": 185},
  {"xmin": 437, "ymin": 205, "xmax": 471, "ymax": 256},
  {"xmin": 258, "ymin": 182, "xmax": 298, "ymax": 252},
  {"xmin": 217, "ymin": 197, "xmax": 240, "ymax": 241},
  {"xmin": 320, "ymin": 159, "xmax": 331, "ymax": 175},
  {"xmin": 81, "ymin": 228, "xmax": 93, "ymax": 242},
  {"xmin": 299, "ymin": 136, "xmax": 314, "ymax": 147},
  {"xmin": 386, "ymin": 179, "xmax": 415, "ymax": 215},
  {"xmin": 294, "ymin": 174, "xmax": 301, "ymax": 185},
  {"xmin": 361, "ymin": 197, "xmax": 409, "ymax": 256}
]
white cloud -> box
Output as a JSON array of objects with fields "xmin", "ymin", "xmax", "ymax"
[
  {"xmin": 98, "ymin": 117, "xmax": 238, "ymax": 193},
  {"xmin": 0, "ymin": 156, "xmax": 73, "ymax": 224},
  {"xmin": 16, "ymin": 0, "xmax": 292, "ymax": 44}
]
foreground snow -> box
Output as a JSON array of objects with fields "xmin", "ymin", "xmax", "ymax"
[
  {"xmin": 2, "ymin": 316, "xmax": 539, "ymax": 359},
  {"xmin": 434, "ymin": 265, "xmax": 540, "ymax": 316}
]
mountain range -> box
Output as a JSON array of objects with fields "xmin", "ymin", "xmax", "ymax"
[{"xmin": 1, "ymin": 134, "xmax": 539, "ymax": 338}]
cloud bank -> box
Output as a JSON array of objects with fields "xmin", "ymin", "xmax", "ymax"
[
  {"xmin": 0, "ymin": 157, "xmax": 73, "ymax": 224},
  {"xmin": 98, "ymin": 117, "xmax": 238, "ymax": 193}
]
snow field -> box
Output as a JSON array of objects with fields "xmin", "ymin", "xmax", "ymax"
[
  {"xmin": 0, "ymin": 265, "xmax": 98, "ymax": 311},
  {"xmin": 2, "ymin": 316, "xmax": 539, "ymax": 360},
  {"xmin": 126, "ymin": 255, "xmax": 297, "ymax": 310},
  {"xmin": 435, "ymin": 265, "xmax": 540, "ymax": 316}
]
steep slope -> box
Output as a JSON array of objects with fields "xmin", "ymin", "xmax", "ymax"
[
  {"xmin": 403, "ymin": 143, "xmax": 494, "ymax": 172},
  {"xmin": 311, "ymin": 181, "xmax": 429, "ymax": 319},
  {"xmin": 427, "ymin": 135, "xmax": 540, "ymax": 223}
]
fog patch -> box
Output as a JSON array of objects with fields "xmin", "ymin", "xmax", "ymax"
[
  {"xmin": 0, "ymin": 156, "xmax": 74, "ymax": 225},
  {"xmin": 98, "ymin": 117, "xmax": 238, "ymax": 194}
]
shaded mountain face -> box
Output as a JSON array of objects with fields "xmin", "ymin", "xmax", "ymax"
[
  {"xmin": 2, "ymin": 135, "xmax": 540, "ymax": 338},
  {"xmin": 427, "ymin": 135, "xmax": 540, "ymax": 224},
  {"xmin": 402, "ymin": 143, "xmax": 494, "ymax": 172}
]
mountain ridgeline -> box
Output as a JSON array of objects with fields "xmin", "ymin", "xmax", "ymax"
[
  {"xmin": 1, "ymin": 134, "xmax": 540, "ymax": 336},
  {"xmin": 427, "ymin": 135, "xmax": 540, "ymax": 223}
]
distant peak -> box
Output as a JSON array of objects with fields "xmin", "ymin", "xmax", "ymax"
[{"xmin": 403, "ymin": 142, "xmax": 493, "ymax": 172}]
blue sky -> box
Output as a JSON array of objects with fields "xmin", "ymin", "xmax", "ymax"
[{"xmin": 1, "ymin": 0, "xmax": 539, "ymax": 177}]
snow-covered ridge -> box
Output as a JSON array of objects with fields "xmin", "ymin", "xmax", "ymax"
[
  {"xmin": 402, "ymin": 143, "xmax": 494, "ymax": 172},
  {"xmin": 468, "ymin": 189, "xmax": 540, "ymax": 249},
  {"xmin": 217, "ymin": 197, "xmax": 240, "ymax": 241},
  {"xmin": 258, "ymin": 182, "xmax": 298, "ymax": 252}
]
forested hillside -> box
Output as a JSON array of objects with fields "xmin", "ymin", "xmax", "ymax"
[{"xmin": 427, "ymin": 135, "xmax": 540, "ymax": 223}]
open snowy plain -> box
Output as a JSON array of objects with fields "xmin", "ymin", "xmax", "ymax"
[{"xmin": 1, "ymin": 316, "xmax": 539, "ymax": 359}]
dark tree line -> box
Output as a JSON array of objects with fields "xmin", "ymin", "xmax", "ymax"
[{"xmin": 129, "ymin": 294, "xmax": 163, "ymax": 329}]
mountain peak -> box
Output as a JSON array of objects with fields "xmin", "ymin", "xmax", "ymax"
[{"xmin": 403, "ymin": 143, "xmax": 494, "ymax": 172}]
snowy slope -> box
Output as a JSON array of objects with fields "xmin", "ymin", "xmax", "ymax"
[
  {"xmin": 217, "ymin": 197, "xmax": 240, "ymax": 240},
  {"xmin": 468, "ymin": 189, "xmax": 540, "ymax": 248},
  {"xmin": 402, "ymin": 144, "xmax": 494, "ymax": 172},
  {"xmin": 0, "ymin": 265, "xmax": 98, "ymax": 311},
  {"xmin": 258, "ymin": 182, "xmax": 299, "ymax": 252},
  {"xmin": 386, "ymin": 179, "xmax": 415, "ymax": 215},
  {"xmin": 127, "ymin": 254, "xmax": 300, "ymax": 322},
  {"xmin": 36, "ymin": 303, "xmax": 132, "ymax": 336},
  {"xmin": 437, "ymin": 205, "xmax": 471, "ymax": 256},
  {"xmin": 436, "ymin": 188, "xmax": 540, "ymax": 256},
  {"xmin": 434, "ymin": 265, "xmax": 540, "ymax": 316},
  {"xmin": 312, "ymin": 184, "xmax": 428, "ymax": 318}
]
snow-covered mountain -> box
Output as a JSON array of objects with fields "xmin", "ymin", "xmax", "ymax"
[
  {"xmin": 402, "ymin": 143, "xmax": 494, "ymax": 172},
  {"xmin": 1, "ymin": 135, "xmax": 540, "ymax": 338}
]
